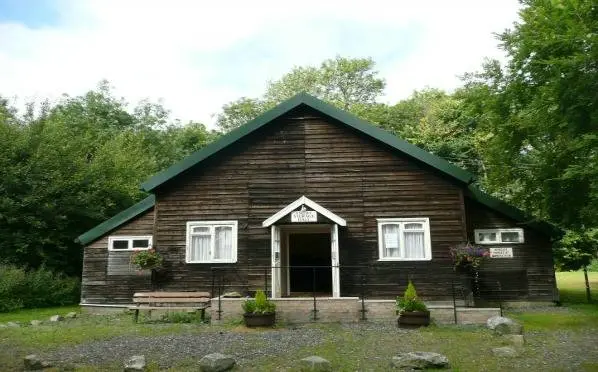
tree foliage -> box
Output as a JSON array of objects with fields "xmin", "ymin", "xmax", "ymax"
[
  {"xmin": 216, "ymin": 56, "xmax": 385, "ymax": 132},
  {"xmin": 461, "ymin": 0, "xmax": 598, "ymax": 230},
  {"xmin": 0, "ymin": 82, "xmax": 217, "ymax": 275}
]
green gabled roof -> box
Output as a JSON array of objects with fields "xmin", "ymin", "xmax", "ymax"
[
  {"xmin": 141, "ymin": 93, "xmax": 475, "ymax": 192},
  {"xmin": 75, "ymin": 195, "xmax": 155, "ymax": 245},
  {"xmin": 465, "ymin": 186, "xmax": 563, "ymax": 238}
]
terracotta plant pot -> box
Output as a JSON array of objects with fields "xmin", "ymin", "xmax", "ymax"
[
  {"xmin": 397, "ymin": 311, "xmax": 431, "ymax": 328},
  {"xmin": 243, "ymin": 312, "xmax": 276, "ymax": 327}
]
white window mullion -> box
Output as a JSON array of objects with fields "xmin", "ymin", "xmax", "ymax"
[{"xmin": 398, "ymin": 223, "xmax": 405, "ymax": 258}]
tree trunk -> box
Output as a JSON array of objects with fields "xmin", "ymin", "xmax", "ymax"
[{"xmin": 583, "ymin": 266, "xmax": 592, "ymax": 303}]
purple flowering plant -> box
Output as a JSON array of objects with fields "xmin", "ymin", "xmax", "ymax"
[{"xmin": 449, "ymin": 242, "xmax": 490, "ymax": 271}]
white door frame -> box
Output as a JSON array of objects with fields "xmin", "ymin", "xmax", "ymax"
[{"xmin": 270, "ymin": 224, "xmax": 341, "ymax": 298}]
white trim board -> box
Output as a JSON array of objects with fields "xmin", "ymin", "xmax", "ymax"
[{"xmin": 262, "ymin": 196, "xmax": 347, "ymax": 227}]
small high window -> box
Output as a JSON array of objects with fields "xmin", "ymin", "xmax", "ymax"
[
  {"xmin": 108, "ymin": 236, "xmax": 152, "ymax": 251},
  {"xmin": 377, "ymin": 218, "xmax": 432, "ymax": 261},
  {"xmin": 474, "ymin": 228, "xmax": 524, "ymax": 244},
  {"xmin": 186, "ymin": 221, "xmax": 238, "ymax": 263}
]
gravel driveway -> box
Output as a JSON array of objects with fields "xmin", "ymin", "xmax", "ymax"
[{"xmin": 44, "ymin": 326, "xmax": 327, "ymax": 368}]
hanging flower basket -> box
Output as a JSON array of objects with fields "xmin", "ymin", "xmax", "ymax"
[
  {"xmin": 130, "ymin": 248, "xmax": 163, "ymax": 271},
  {"xmin": 449, "ymin": 242, "xmax": 489, "ymax": 273},
  {"xmin": 450, "ymin": 242, "xmax": 489, "ymax": 300}
]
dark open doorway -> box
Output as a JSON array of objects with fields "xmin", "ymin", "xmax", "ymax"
[{"xmin": 288, "ymin": 233, "xmax": 332, "ymax": 295}]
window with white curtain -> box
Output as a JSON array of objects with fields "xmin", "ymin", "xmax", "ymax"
[
  {"xmin": 186, "ymin": 221, "xmax": 238, "ymax": 263},
  {"xmin": 377, "ymin": 218, "xmax": 432, "ymax": 261}
]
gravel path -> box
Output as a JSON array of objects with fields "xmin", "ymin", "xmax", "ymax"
[
  {"xmin": 34, "ymin": 321, "xmax": 598, "ymax": 371},
  {"xmin": 43, "ymin": 326, "xmax": 327, "ymax": 368}
]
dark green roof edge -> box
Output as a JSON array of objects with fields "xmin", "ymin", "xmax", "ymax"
[
  {"xmin": 140, "ymin": 93, "xmax": 474, "ymax": 192},
  {"xmin": 465, "ymin": 186, "xmax": 563, "ymax": 238},
  {"xmin": 75, "ymin": 195, "xmax": 155, "ymax": 245}
]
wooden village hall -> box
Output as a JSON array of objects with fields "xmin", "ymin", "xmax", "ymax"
[{"xmin": 77, "ymin": 93, "xmax": 559, "ymax": 322}]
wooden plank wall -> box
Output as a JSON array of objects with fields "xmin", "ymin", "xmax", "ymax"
[
  {"xmin": 81, "ymin": 210, "xmax": 154, "ymax": 304},
  {"xmin": 154, "ymin": 107, "xmax": 467, "ymax": 299},
  {"xmin": 465, "ymin": 199, "xmax": 556, "ymax": 301}
]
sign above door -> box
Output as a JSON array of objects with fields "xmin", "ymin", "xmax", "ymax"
[{"xmin": 291, "ymin": 210, "xmax": 317, "ymax": 223}]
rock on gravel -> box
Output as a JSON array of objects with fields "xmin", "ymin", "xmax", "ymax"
[
  {"xmin": 299, "ymin": 355, "xmax": 332, "ymax": 371},
  {"xmin": 124, "ymin": 355, "xmax": 146, "ymax": 371},
  {"xmin": 492, "ymin": 346, "xmax": 518, "ymax": 357},
  {"xmin": 391, "ymin": 351, "xmax": 450, "ymax": 369},
  {"xmin": 30, "ymin": 320, "xmax": 43, "ymax": 327},
  {"xmin": 487, "ymin": 316, "xmax": 523, "ymax": 335},
  {"xmin": 24, "ymin": 354, "xmax": 52, "ymax": 370},
  {"xmin": 6, "ymin": 321, "xmax": 20, "ymax": 328},
  {"xmin": 505, "ymin": 334, "xmax": 525, "ymax": 346},
  {"xmin": 49, "ymin": 315, "xmax": 64, "ymax": 322},
  {"xmin": 199, "ymin": 353, "xmax": 235, "ymax": 372}
]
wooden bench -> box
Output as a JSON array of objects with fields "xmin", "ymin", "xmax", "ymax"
[{"xmin": 129, "ymin": 291, "xmax": 211, "ymax": 323}]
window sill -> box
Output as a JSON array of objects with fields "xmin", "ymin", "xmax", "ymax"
[
  {"xmin": 476, "ymin": 242, "xmax": 524, "ymax": 245},
  {"xmin": 377, "ymin": 257, "xmax": 432, "ymax": 262},
  {"xmin": 108, "ymin": 248, "xmax": 151, "ymax": 252},
  {"xmin": 186, "ymin": 260, "xmax": 238, "ymax": 264}
]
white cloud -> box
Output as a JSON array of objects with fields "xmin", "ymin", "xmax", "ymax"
[{"xmin": 0, "ymin": 0, "xmax": 520, "ymax": 127}]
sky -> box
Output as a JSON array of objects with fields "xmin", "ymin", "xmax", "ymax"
[{"xmin": 0, "ymin": 0, "xmax": 521, "ymax": 127}]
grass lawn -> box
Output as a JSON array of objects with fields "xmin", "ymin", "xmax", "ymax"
[
  {"xmin": 556, "ymin": 270, "xmax": 598, "ymax": 304},
  {"xmin": 0, "ymin": 272, "xmax": 596, "ymax": 371}
]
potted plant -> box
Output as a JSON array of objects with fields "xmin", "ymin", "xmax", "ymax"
[
  {"xmin": 449, "ymin": 242, "xmax": 489, "ymax": 299},
  {"xmin": 130, "ymin": 248, "xmax": 164, "ymax": 290},
  {"xmin": 396, "ymin": 280, "xmax": 430, "ymax": 328},
  {"xmin": 242, "ymin": 290, "xmax": 276, "ymax": 327}
]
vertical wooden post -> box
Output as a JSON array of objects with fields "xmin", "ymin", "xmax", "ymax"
[{"xmin": 312, "ymin": 267, "xmax": 318, "ymax": 321}]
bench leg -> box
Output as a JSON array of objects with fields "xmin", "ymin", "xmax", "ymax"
[
  {"xmin": 200, "ymin": 308, "xmax": 206, "ymax": 323},
  {"xmin": 134, "ymin": 309, "xmax": 139, "ymax": 323}
]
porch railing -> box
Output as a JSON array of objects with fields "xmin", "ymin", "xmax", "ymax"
[{"xmin": 209, "ymin": 265, "xmax": 505, "ymax": 323}]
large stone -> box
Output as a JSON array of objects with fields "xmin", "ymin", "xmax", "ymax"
[
  {"xmin": 124, "ymin": 355, "xmax": 146, "ymax": 372},
  {"xmin": 391, "ymin": 352, "xmax": 450, "ymax": 370},
  {"xmin": 24, "ymin": 354, "xmax": 52, "ymax": 370},
  {"xmin": 199, "ymin": 353, "xmax": 235, "ymax": 372},
  {"xmin": 6, "ymin": 321, "xmax": 20, "ymax": 328},
  {"xmin": 299, "ymin": 355, "xmax": 332, "ymax": 371},
  {"xmin": 487, "ymin": 316, "xmax": 523, "ymax": 335},
  {"xmin": 505, "ymin": 334, "xmax": 525, "ymax": 346},
  {"xmin": 49, "ymin": 315, "xmax": 64, "ymax": 322},
  {"xmin": 65, "ymin": 312, "xmax": 78, "ymax": 319},
  {"xmin": 492, "ymin": 346, "xmax": 518, "ymax": 357},
  {"xmin": 30, "ymin": 320, "xmax": 43, "ymax": 327}
]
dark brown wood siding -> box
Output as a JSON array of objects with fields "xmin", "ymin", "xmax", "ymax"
[
  {"xmin": 153, "ymin": 107, "xmax": 468, "ymax": 299},
  {"xmin": 465, "ymin": 198, "xmax": 556, "ymax": 301},
  {"xmin": 81, "ymin": 209, "xmax": 154, "ymax": 304}
]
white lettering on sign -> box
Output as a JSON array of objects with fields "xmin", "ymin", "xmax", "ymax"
[
  {"xmin": 490, "ymin": 247, "xmax": 513, "ymax": 258},
  {"xmin": 291, "ymin": 210, "xmax": 317, "ymax": 223}
]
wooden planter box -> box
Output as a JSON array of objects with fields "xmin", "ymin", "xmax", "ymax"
[
  {"xmin": 397, "ymin": 311, "xmax": 430, "ymax": 328},
  {"xmin": 243, "ymin": 312, "xmax": 276, "ymax": 327}
]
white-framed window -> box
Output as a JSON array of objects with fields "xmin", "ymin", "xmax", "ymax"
[
  {"xmin": 474, "ymin": 228, "xmax": 524, "ymax": 244},
  {"xmin": 108, "ymin": 236, "xmax": 152, "ymax": 251},
  {"xmin": 186, "ymin": 221, "xmax": 238, "ymax": 263},
  {"xmin": 377, "ymin": 218, "xmax": 432, "ymax": 261}
]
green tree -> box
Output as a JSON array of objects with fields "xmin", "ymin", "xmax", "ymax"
[
  {"xmin": 216, "ymin": 56, "xmax": 386, "ymax": 132},
  {"xmin": 0, "ymin": 83, "xmax": 215, "ymax": 276},
  {"xmin": 461, "ymin": 0, "xmax": 598, "ymax": 231}
]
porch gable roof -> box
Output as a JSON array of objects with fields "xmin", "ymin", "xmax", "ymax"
[{"xmin": 262, "ymin": 196, "xmax": 347, "ymax": 227}]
